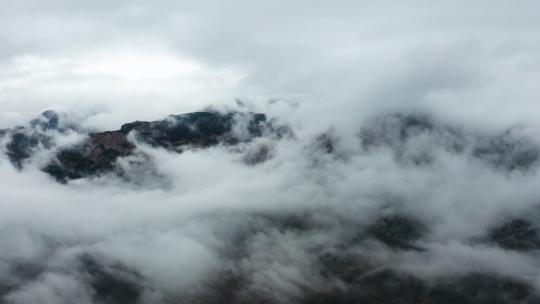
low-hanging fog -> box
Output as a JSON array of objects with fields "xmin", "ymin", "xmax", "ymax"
[{"xmin": 1, "ymin": 1, "xmax": 540, "ymax": 303}]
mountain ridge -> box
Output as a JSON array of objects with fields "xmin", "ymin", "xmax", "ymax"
[{"xmin": 1, "ymin": 110, "xmax": 289, "ymax": 182}]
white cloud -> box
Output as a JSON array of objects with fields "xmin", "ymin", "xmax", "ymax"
[{"xmin": 2, "ymin": 1, "xmax": 540, "ymax": 302}]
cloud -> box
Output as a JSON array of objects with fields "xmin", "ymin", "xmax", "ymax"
[
  {"xmin": 2, "ymin": 109, "xmax": 540, "ymax": 302},
  {"xmin": 1, "ymin": 1, "xmax": 540, "ymax": 129},
  {"xmin": 1, "ymin": 1, "xmax": 540, "ymax": 303}
]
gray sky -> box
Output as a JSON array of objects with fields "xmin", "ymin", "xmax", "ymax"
[
  {"xmin": 2, "ymin": 2, "xmax": 540, "ymax": 303},
  {"xmin": 1, "ymin": 0, "xmax": 540, "ymax": 130}
]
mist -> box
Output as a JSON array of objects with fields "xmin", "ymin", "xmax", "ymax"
[{"xmin": 1, "ymin": 1, "xmax": 540, "ymax": 303}]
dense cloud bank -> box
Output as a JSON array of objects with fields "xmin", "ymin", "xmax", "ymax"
[
  {"xmin": 2, "ymin": 1, "xmax": 540, "ymax": 303},
  {"xmin": 0, "ymin": 110, "xmax": 540, "ymax": 303}
]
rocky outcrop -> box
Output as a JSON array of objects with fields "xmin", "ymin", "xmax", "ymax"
[
  {"xmin": 1, "ymin": 110, "xmax": 76, "ymax": 169},
  {"xmin": 40, "ymin": 111, "xmax": 287, "ymax": 182},
  {"xmin": 119, "ymin": 112, "xmax": 270, "ymax": 147},
  {"xmin": 42, "ymin": 131, "xmax": 135, "ymax": 182},
  {"xmin": 360, "ymin": 113, "xmax": 540, "ymax": 172},
  {"xmin": 0, "ymin": 110, "xmax": 288, "ymax": 183}
]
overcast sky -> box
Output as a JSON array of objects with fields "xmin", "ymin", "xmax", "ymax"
[
  {"xmin": 1, "ymin": 0, "xmax": 540, "ymax": 130},
  {"xmin": 2, "ymin": 2, "xmax": 540, "ymax": 303}
]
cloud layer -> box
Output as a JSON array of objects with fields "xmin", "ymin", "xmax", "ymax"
[{"xmin": 1, "ymin": 1, "xmax": 540, "ymax": 303}]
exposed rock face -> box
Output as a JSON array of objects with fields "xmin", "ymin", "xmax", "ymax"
[
  {"xmin": 3, "ymin": 111, "xmax": 540, "ymax": 303},
  {"xmin": 6, "ymin": 130, "xmax": 45, "ymax": 169},
  {"xmin": 42, "ymin": 111, "xmax": 284, "ymax": 182},
  {"xmin": 360, "ymin": 113, "xmax": 540, "ymax": 172},
  {"xmin": 2, "ymin": 110, "xmax": 75, "ymax": 169},
  {"xmin": 1, "ymin": 110, "xmax": 290, "ymax": 183},
  {"xmin": 6, "ymin": 111, "xmax": 540, "ymax": 182},
  {"xmin": 120, "ymin": 112, "xmax": 269, "ymax": 147},
  {"xmin": 43, "ymin": 131, "xmax": 135, "ymax": 182}
]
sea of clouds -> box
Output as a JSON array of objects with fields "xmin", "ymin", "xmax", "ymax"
[{"xmin": 1, "ymin": 1, "xmax": 540, "ymax": 303}]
